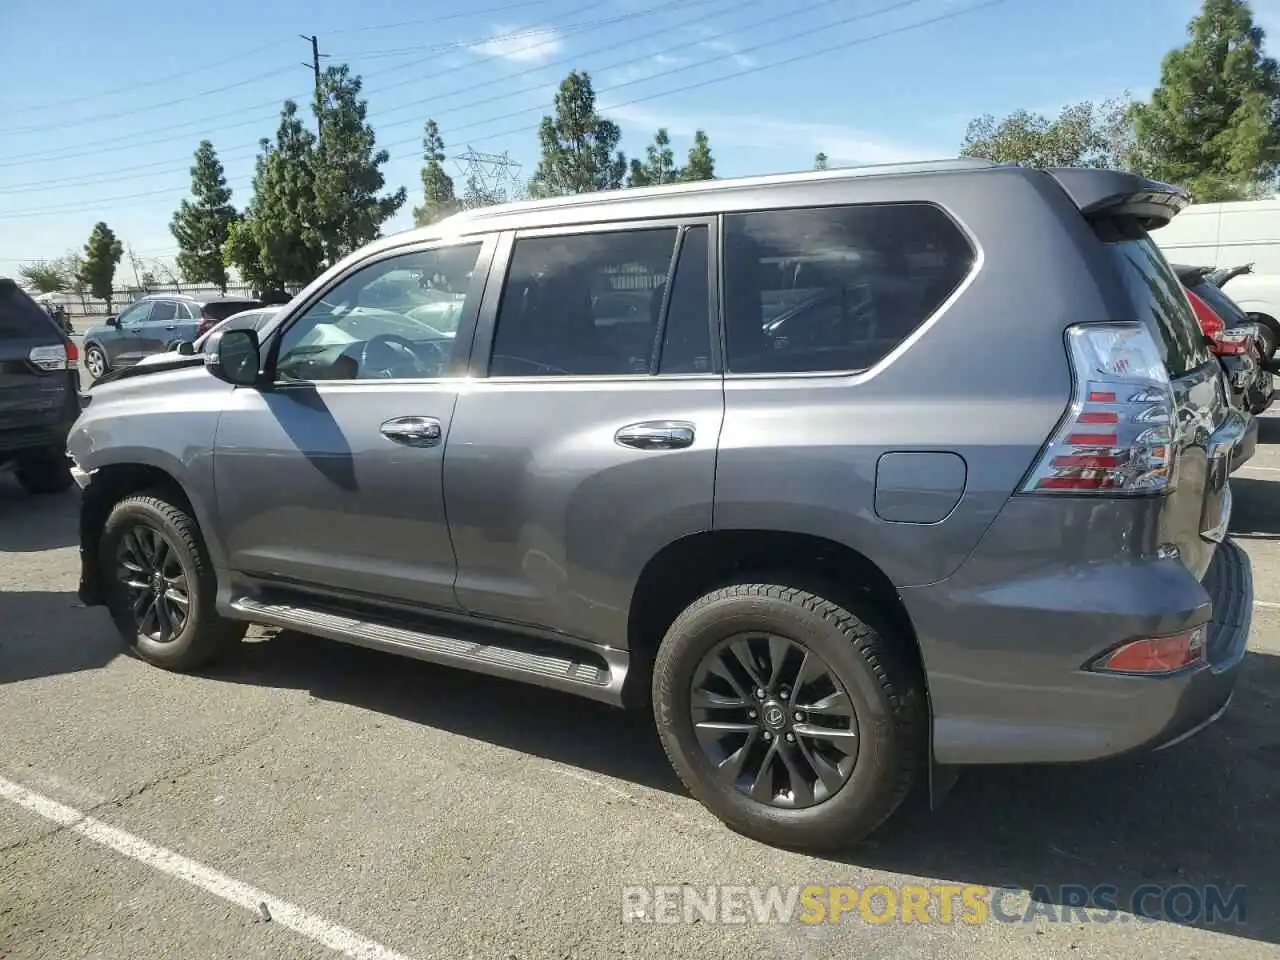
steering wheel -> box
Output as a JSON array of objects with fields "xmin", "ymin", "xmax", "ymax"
[
  {"xmin": 491, "ymin": 355, "xmax": 571, "ymax": 376},
  {"xmin": 356, "ymin": 334, "xmax": 424, "ymax": 379}
]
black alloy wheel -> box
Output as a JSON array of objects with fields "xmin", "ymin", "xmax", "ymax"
[
  {"xmin": 690, "ymin": 634, "xmax": 858, "ymax": 809},
  {"xmin": 115, "ymin": 523, "xmax": 190, "ymax": 643}
]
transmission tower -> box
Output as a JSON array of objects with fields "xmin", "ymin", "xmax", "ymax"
[{"xmin": 454, "ymin": 148, "xmax": 525, "ymax": 209}]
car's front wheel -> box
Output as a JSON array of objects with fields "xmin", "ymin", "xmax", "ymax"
[
  {"xmin": 99, "ymin": 492, "xmax": 245, "ymax": 670},
  {"xmin": 652, "ymin": 581, "xmax": 925, "ymax": 851},
  {"xmin": 84, "ymin": 344, "xmax": 108, "ymax": 380}
]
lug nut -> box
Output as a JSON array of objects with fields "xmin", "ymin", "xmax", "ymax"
[
  {"xmin": 763, "ymin": 730, "xmax": 773, "ymax": 741},
  {"xmin": 785, "ymin": 732, "xmax": 795, "ymax": 743},
  {"xmin": 794, "ymin": 711, "xmax": 805, "ymax": 723},
  {"xmin": 755, "ymin": 688, "xmax": 766, "ymax": 700},
  {"xmin": 779, "ymin": 689, "xmax": 790, "ymax": 700},
  {"xmin": 748, "ymin": 710, "xmax": 757, "ymax": 720}
]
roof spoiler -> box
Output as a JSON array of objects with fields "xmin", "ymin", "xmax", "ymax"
[{"xmin": 1043, "ymin": 168, "xmax": 1191, "ymax": 230}]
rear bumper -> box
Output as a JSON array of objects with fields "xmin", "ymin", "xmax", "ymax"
[
  {"xmin": 0, "ymin": 420, "xmax": 74, "ymax": 459},
  {"xmin": 901, "ymin": 495, "xmax": 1252, "ymax": 765}
]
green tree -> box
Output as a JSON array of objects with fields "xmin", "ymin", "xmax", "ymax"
[
  {"xmin": 413, "ymin": 119, "xmax": 458, "ymax": 226},
  {"xmin": 18, "ymin": 261, "xmax": 68, "ymax": 295},
  {"xmin": 78, "ymin": 222, "xmax": 124, "ymax": 311},
  {"xmin": 679, "ymin": 130, "xmax": 715, "ymax": 181},
  {"xmin": 627, "ymin": 128, "xmax": 679, "ymax": 187},
  {"xmin": 530, "ymin": 70, "xmax": 626, "ymax": 197},
  {"xmin": 312, "ymin": 64, "xmax": 406, "ymax": 260},
  {"xmin": 1131, "ymin": 0, "xmax": 1280, "ymax": 200},
  {"xmin": 814, "ymin": 152, "xmax": 829, "ymax": 171},
  {"xmin": 960, "ymin": 97, "xmax": 1136, "ymax": 169},
  {"xmin": 61, "ymin": 251, "xmax": 89, "ymax": 314},
  {"xmin": 227, "ymin": 100, "xmax": 325, "ymax": 289},
  {"xmin": 169, "ymin": 140, "xmax": 238, "ymax": 292}
]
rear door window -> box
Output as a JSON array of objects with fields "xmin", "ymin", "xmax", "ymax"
[
  {"xmin": 1099, "ymin": 232, "xmax": 1213, "ymax": 377},
  {"xmin": 0, "ymin": 282, "xmax": 59, "ymax": 341},
  {"xmin": 149, "ymin": 300, "xmax": 177, "ymax": 323},
  {"xmin": 722, "ymin": 203, "xmax": 975, "ymax": 374},
  {"xmin": 204, "ymin": 300, "xmax": 265, "ymax": 322}
]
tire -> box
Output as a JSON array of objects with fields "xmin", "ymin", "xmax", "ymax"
[
  {"xmin": 99, "ymin": 492, "xmax": 245, "ymax": 671},
  {"xmin": 84, "ymin": 344, "xmax": 108, "ymax": 381},
  {"xmin": 1248, "ymin": 313, "xmax": 1280, "ymax": 360},
  {"xmin": 14, "ymin": 453, "xmax": 74, "ymax": 495},
  {"xmin": 652, "ymin": 581, "xmax": 925, "ymax": 851}
]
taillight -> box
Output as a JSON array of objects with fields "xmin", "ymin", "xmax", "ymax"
[
  {"xmin": 1211, "ymin": 330, "xmax": 1253, "ymax": 356},
  {"xmin": 196, "ymin": 314, "xmax": 215, "ymax": 337},
  {"xmin": 1020, "ymin": 323, "xmax": 1175, "ymax": 495},
  {"xmin": 64, "ymin": 339, "xmax": 79, "ymax": 364},
  {"xmin": 1186, "ymin": 288, "xmax": 1225, "ymax": 339},
  {"xmin": 1087, "ymin": 625, "xmax": 1207, "ymax": 675},
  {"xmin": 27, "ymin": 343, "xmax": 71, "ymax": 371}
]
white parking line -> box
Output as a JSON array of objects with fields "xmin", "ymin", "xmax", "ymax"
[
  {"xmin": 1254, "ymin": 600, "xmax": 1280, "ymax": 610},
  {"xmin": 0, "ymin": 776, "xmax": 416, "ymax": 960}
]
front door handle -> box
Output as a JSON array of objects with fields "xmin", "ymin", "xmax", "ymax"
[
  {"xmin": 380, "ymin": 416, "xmax": 443, "ymax": 447},
  {"xmin": 614, "ymin": 420, "xmax": 695, "ymax": 450}
]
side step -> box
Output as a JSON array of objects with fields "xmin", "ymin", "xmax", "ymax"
[{"xmin": 230, "ymin": 597, "xmax": 629, "ymax": 705}]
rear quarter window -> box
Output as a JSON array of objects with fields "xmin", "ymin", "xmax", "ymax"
[
  {"xmin": 1098, "ymin": 230, "xmax": 1213, "ymax": 377},
  {"xmin": 722, "ymin": 203, "xmax": 975, "ymax": 374},
  {"xmin": 0, "ymin": 281, "xmax": 60, "ymax": 340}
]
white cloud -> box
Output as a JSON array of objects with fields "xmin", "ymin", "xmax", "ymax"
[
  {"xmin": 475, "ymin": 25, "xmax": 563, "ymax": 64},
  {"xmin": 604, "ymin": 52, "xmax": 691, "ymax": 86},
  {"xmin": 697, "ymin": 34, "xmax": 757, "ymax": 68},
  {"xmin": 605, "ymin": 104, "xmax": 943, "ymax": 166}
]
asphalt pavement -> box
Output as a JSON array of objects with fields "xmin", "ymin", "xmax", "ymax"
[{"xmin": 2, "ymin": 416, "xmax": 1279, "ymax": 959}]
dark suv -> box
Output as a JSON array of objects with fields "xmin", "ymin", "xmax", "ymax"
[
  {"xmin": 81, "ymin": 293, "xmax": 263, "ymax": 380},
  {"xmin": 67, "ymin": 161, "xmax": 1255, "ymax": 850},
  {"xmin": 0, "ymin": 279, "xmax": 79, "ymax": 494}
]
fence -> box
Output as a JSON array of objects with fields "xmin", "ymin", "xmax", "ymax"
[{"xmin": 45, "ymin": 282, "xmax": 295, "ymax": 329}]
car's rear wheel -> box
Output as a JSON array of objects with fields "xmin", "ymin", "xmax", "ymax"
[
  {"xmin": 652, "ymin": 581, "xmax": 925, "ymax": 851},
  {"xmin": 14, "ymin": 452, "xmax": 74, "ymax": 495},
  {"xmin": 99, "ymin": 492, "xmax": 245, "ymax": 670},
  {"xmin": 84, "ymin": 344, "xmax": 107, "ymax": 380}
]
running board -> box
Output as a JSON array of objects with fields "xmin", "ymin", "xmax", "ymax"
[{"xmin": 230, "ymin": 597, "xmax": 629, "ymax": 706}]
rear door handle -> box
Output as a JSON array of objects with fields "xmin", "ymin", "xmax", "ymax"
[
  {"xmin": 614, "ymin": 420, "xmax": 695, "ymax": 450},
  {"xmin": 380, "ymin": 416, "xmax": 443, "ymax": 447}
]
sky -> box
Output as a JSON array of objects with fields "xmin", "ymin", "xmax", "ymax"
[{"xmin": 1, "ymin": 0, "xmax": 1274, "ymax": 278}]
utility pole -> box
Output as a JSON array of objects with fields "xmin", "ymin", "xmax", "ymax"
[{"xmin": 300, "ymin": 35, "xmax": 328, "ymax": 138}]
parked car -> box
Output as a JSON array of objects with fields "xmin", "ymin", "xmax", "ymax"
[
  {"xmin": 0, "ymin": 279, "xmax": 80, "ymax": 494},
  {"xmin": 81, "ymin": 294, "xmax": 264, "ymax": 381},
  {"xmin": 1175, "ymin": 263, "xmax": 1274, "ymax": 415},
  {"xmin": 133, "ymin": 306, "xmax": 283, "ymax": 370},
  {"xmin": 67, "ymin": 161, "xmax": 1255, "ymax": 851}
]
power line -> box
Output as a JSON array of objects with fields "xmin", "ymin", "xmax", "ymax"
[
  {"xmin": 0, "ymin": 0, "xmax": 1008, "ymax": 220},
  {"xmin": 0, "ymin": 2, "xmax": 641, "ymax": 165},
  {"xmin": 0, "ymin": 0, "xmax": 756, "ymax": 180}
]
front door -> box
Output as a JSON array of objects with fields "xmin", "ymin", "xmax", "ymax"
[
  {"xmin": 109, "ymin": 299, "xmax": 154, "ymax": 365},
  {"xmin": 212, "ymin": 237, "xmax": 496, "ymax": 612},
  {"xmin": 443, "ymin": 220, "xmax": 724, "ymax": 649}
]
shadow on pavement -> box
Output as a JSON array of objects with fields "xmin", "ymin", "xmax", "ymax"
[
  {"xmin": 1256, "ymin": 414, "xmax": 1280, "ymax": 446},
  {"xmin": 1231, "ymin": 475, "xmax": 1280, "ymax": 538},
  {"xmin": 0, "ymin": 474, "xmax": 79, "ymax": 552},
  {"xmin": 0, "ymin": 591, "xmax": 119, "ymax": 684},
  {"xmin": 209, "ymin": 630, "xmax": 1280, "ymax": 943}
]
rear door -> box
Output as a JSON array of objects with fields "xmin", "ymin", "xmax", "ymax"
[
  {"xmin": 0, "ymin": 283, "xmax": 70, "ymax": 438},
  {"xmin": 443, "ymin": 219, "xmax": 723, "ymax": 648}
]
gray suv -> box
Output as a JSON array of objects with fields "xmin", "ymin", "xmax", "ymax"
[{"xmin": 68, "ymin": 160, "xmax": 1255, "ymax": 850}]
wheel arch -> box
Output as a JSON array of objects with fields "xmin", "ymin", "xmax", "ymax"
[
  {"xmin": 78, "ymin": 461, "xmax": 217, "ymax": 606},
  {"xmin": 625, "ymin": 529, "xmax": 929, "ymax": 705}
]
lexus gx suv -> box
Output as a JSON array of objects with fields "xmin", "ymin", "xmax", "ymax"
[{"xmin": 68, "ymin": 160, "xmax": 1254, "ymax": 850}]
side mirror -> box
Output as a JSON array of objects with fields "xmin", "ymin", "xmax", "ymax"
[
  {"xmin": 176, "ymin": 340, "xmax": 195, "ymax": 356},
  {"xmin": 105, "ymin": 315, "xmax": 119, "ymax": 327},
  {"xmin": 204, "ymin": 328, "xmax": 261, "ymax": 386}
]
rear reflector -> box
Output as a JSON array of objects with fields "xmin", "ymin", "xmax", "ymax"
[
  {"xmin": 27, "ymin": 343, "xmax": 70, "ymax": 371},
  {"xmin": 1089, "ymin": 626, "xmax": 1207, "ymax": 675}
]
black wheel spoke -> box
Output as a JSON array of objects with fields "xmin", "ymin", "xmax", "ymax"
[
  {"xmin": 690, "ymin": 632, "xmax": 860, "ymax": 810},
  {"xmin": 114, "ymin": 523, "xmax": 189, "ymax": 645}
]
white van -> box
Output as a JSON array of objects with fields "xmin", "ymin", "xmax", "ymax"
[{"xmin": 1150, "ymin": 197, "xmax": 1280, "ymax": 357}]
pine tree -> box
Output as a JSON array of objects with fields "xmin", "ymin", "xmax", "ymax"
[
  {"xmin": 413, "ymin": 119, "xmax": 457, "ymax": 226},
  {"xmin": 680, "ymin": 130, "xmax": 715, "ymax": 181},
  {"xmin": 78, "ymin": 223, "xmax": 124, "ymax": 311},
  {"xmin": 170, "ymin": 140, "xmax": 238, "ymax": 293},
  {"xmin": 312, "ymin": 65, "xmax": 406, "ymax": 260},
  {"xmin": 1132, "ymin": 0, "xmax": 1280, "ymax": 199},
  {"xmin": 626, "ymin": 128, "xmax": 679, "ymax": 187},
  {"xmin": 530, "ymin": 71, "xmax": 626, "ymax": 197}
]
